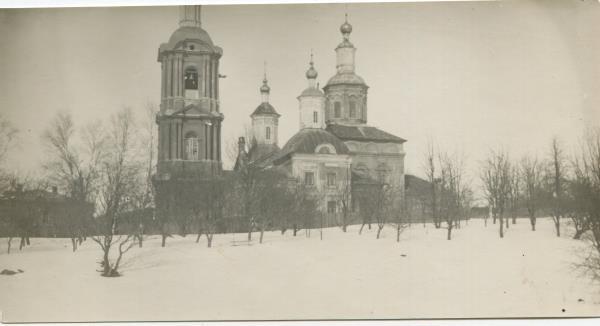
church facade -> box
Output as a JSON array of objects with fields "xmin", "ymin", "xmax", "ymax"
[{"xmin": 236, "ymin": 14, "xmax": 407, "ymax": 219}]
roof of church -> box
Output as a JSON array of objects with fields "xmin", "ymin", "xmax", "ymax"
[
  {"xmin": 251, "ymin": 102, "xmax": 280, "ymax": 117},
  {"xmin": 247, "ymin": 143, "xmax": 281, "ymax": 168},
  {"xmin": 326, "ymin": 124, "xmax": 407, "ymax": 144},
  {"xmin": 299, "ymin": 87, "xmax": 324, "ymax": 97},
  {"xmin": 273, "ymin": 128, "xmax": 349, "ymax": 165},
  {"xmin": 325, "ymin": 72, "xmax": 367, "ymax": 88}
]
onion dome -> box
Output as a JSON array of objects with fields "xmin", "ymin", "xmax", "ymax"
[
  {"xmin": 260, "ymin": 77, "xmax": 270, "ymax": 94},
  {"xmin": 306, "ymin": 63, "xmax": 318, "ymax": 79},
  {"xmin": 340, "ymin": 13, "xmax": 352, "ymax": 37},
  {"xmin": 306, "ymin": 54, "xmax": 318, "ymax": 79}
]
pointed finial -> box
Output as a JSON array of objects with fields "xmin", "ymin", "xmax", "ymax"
[
  {"xmin": 263, "ymin": 61, "xmax": 267, "ymax": 82},
  {"xmin": 310, "ymin": 49, "xmax": 314, "ymax": 66},
  {"xmin": 260, "ymin": 61, "xmax": 270, "ymax": 99},
  {"xmin": 340, "ymin": 9, "xmax": 353, "ymax": 38}
]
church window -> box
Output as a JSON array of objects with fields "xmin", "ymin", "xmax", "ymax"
[
  {"xmin": 327, "ymin": 172, "xmax": 336, "ymax": 187},
  {"xmin": 266, "ymin": 127, "xmax": 271, "ymax": 140},
  {"xmin": 334, "ymin": 102, "xmax": 341, "ymax": 118},
  {"xmin": 349, "ymin": 101, "xmax": 356, "ymax": 118},
  {"xmin": 318, "ymin": 147, "xmax": 330, "ymax": 154},
  {"xmin": 313, "ymin": 111, "xmax": 318, "ymax": 123},
  {"xmin": 184, "ymin": 68, "xmax": 198, "ymax": 90},
  {"xmin": 184, "ymin": 131, "xmax": 199, "ymax": 160},
  {"xmin": 327, "ymin": 200, "xmax": 337, "ymax": 214},
  {"xmin": 304, "ymin": 171, "xmax": 314, "ymax": 186}
]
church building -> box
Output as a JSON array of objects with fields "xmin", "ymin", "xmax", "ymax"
[{"xmin": 236, "ymin": 14, "xmax": 407, "ymax": 219}]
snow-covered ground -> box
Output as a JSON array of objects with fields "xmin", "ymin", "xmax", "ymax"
[{"xmin": 0, "ymin": 217, "xmax": 599, "ymax": 322}]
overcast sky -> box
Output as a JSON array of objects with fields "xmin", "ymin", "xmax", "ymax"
[{"xmin": 1, "ymin": 0, "xmax": 599, "ymax": 195}]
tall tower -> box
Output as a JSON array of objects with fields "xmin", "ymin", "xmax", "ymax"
[
  {"xmin": 323, "ymin": 14, "xmax": 369, "ymax": 125},
  {"xmin": 155, "ymin": 5, "xmax": 223, "ymax": 178},
  {"xmin": 298, "ymin": 53, "xmax": 326, "ymax": 129},
  {"xmin": 250, "ymin": 72, "xmax": 280, "ymax": 147}
]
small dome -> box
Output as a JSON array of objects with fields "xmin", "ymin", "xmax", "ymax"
[
  {"xmin": 277, "ymin": 129, "xmax": 349, "ymax": 161},
  {"xmin": 340, "ymin": 21, "xmax": 353, "ymax": 35},
  {"xmin": 260, "ymin": 83, "xmax": 270, "ymax": 93},
  {"xmin": 306, "ymin": 65, "xmax": 318, "ymax": 79},
  {"xmin": 260, "ymin": 76, "xmax": 271, "ymax": 93}
]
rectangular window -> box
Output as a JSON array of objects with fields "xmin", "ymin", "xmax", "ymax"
[
  {"xmin": 334, "ymin": 102, "xmax": 341, "ymax": 118},
  {"xmin": 327, "ymin": 172, "xmax": 336, "ymax": 187},
  {"xmin": 349, "ymin": 101, "xmax": 356, "ymax": 118},
  {"xmin": 313, "ymin": 111, "xmax": 318, "ymax": 123},
  {"xmin": 304, "ymin": 171, "xmax": 314, "ymax": 186},
  {"xmin": 266, "ymin": 127, "xmax": 271, "ymax": 140},
  {"xmin": 327, "ymin": 201, "xmax": 337, "ymax": 214}
]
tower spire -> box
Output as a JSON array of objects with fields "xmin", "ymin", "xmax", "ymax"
[
  {"xmin": 260, "ymin": 61, "xmax": 271, "ymax": 103},
  {"xmin": 179, "ymin": 5, "xmax": 202, "ymax": 28}
]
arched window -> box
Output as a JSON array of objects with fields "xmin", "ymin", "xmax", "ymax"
[
  {"xmin": 184, "ymin": 67, "xmax": 198, "ymax": 90},
  {"xmin": 184, "ymin": 131, "xmax": 199, "ymax": 160},
  {"xmin": 266, "ymin": 127, "xmax": 271, "ymax": 140},
  {"xmin": 313, "ymin": 111, "xmax": 318, "ymax": 123},
  {"xmin": 334, "ymin": 102, "xmax": 341, "ymax": 118},
  {"xmin": 316, "ymin": 143, "xmax": 336, "ymax": 155},
  {"xmin": 349, "ymin": 101, "xmax": 357, "ymax": 118}
]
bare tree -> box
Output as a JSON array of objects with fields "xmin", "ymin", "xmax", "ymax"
[
  {"xmin": 546, "ymin": 137, "xmax": 567, "ymax": 237},
  {"xmin": 508, "ymin": 164, "xmax": 520, "ymax": 226},
  {"xmin": 571, "ymin": 128, "xmax": 600, "ymax": 279},
  {"xmin": 438, "ymin": 151, "xmax": 467, "ymax": 240},
  {"xmin": 424, "ymin": 140, "xmax": 441, "ymax": 228},
  {"xmin": 0, "ymin": 115, "xmax": 18, "ymax": 166},
  {"xmin": 337, "ymin": 166, "xmax": 352, "ymax": 233},
  {"xmin": 42, "ymin": 112, "xmax": 105, "ymax": 249},
  {"xmin": 481, "ymin": 150, "xmax": 512, "ymax": 238},
  {"xmin": 91, "ymin": 108, "xmax": 141, "ymax": 277},
  {"xmin": 520, "ymin": 155, "xmax": 543, "ymax": 231}
]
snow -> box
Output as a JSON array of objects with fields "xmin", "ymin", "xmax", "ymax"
[{"xmin": 0, "ymin": 218, "xmax": 599, "ymax": 322}]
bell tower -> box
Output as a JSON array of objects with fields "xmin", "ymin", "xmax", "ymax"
[{"xmin": 155, "ymin": 5, "xmax": 224, "ymax": 179}]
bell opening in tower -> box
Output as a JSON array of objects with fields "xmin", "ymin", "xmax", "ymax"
[{"xmin": 184, "ymin": 67, "xmax": 199, "ymax": 99}]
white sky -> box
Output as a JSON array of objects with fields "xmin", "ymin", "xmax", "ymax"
[{"xmin": 0, "ymin": 0, "xmax": 599, "ymax": 198}]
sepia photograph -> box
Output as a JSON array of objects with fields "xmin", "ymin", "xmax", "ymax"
[{"xmin": 0, "ymin": 0, "xmax": 599, "ymax": 323}]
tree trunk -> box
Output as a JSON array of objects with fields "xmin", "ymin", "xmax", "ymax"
[
  {"xmin": 138, "ymin": 234, "xmax": 143, "ymax": 248},
  {"xmin": 19, "ymin": 237, "xmax": 25, "ymax": 250},
  {"xmin": 71, "ymin": 238, "xmax": 78, "ymax": 252},
  {"xmin": 161, "ymin": 234, "xmax": 167, "ymax": 247},
  {"xmin": 396, "ymin": 224, "xmax": 401, "ymax": 242},
  {"xmin": 293, "ymin": 224, "xmax": 297, "ymax": 237},
  {"xmin": 7, "ymin": 237, "xmax": 12, "ymax": 254},
  {"xmin": 555, "ymin": 217, "xmax": 561, "ymax": 237},
  {"xmin": 499, "ymin": 217, "xmax": 504, "ymax": 238},
  {"xmin": 530, "ymin": 217, "xmax": 536, "ymax": 231},
  {"xmin": 196, "ymin": 232, "xmax": 202, "ymax": 243},
  {"xmin": 376, "ymin": 225, "xmax": 383, "ymax": 239},
  {"xmin": 259, "ymin": 229, "xmax": 264, "ymax": 244},
  {"xmin": 102, "ymin": 248, "xmax": 111, "ymax": 277},
  {"xmin": 505, "ymin": 217, "xmax": 509, "ymax": 229},
  {"xmin": 512, "ymin": 216, "xmax": 516, "ymax": 224},
  {"xmin": 493, "ymin": 216, "xmax": 497, "ymax": 224},
  {"xmin": 207, "ymin": 234, "xmax": 213, "ymax": 248},
  {"xmin": 447, "ymin": 225, "xmax": 452, "ymax": 240},
  {"xmin": 248, "ymin": 230, "xmax": 252, "ymax": 241},
  {"xmin": 368, "ymin": 222, "xmax": 372, "ymax": 230},
  {"xmin": 359, "ymin": 223, "xmax": 365, "ymax": 235}
]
